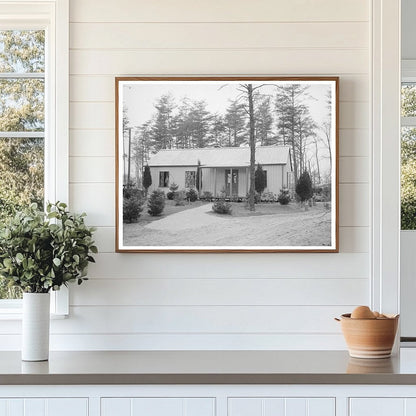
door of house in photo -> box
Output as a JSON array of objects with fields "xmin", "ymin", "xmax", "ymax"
[{"xmin": 225, "ymin": 169, "xmax": 238, "ymax": 197}]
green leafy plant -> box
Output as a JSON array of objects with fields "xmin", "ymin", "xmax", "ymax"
[{"xmin": 0, "ymin": 202, "xmax": 97, "ymax": 293}]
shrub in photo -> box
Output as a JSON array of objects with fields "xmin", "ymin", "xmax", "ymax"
[
  {"xmin": 202, "ymin": 191, "xmax": 213, "ymax": 201},
  {"xmin": 277, "ymin": 188, "xmax": 290, "ymax": 205},
  {"xmin": 296, "ymin": 171, "xmax": 313, "ymax": 203},
  {"xmin": 166, "ymin": 191, "xmax": 175, "ymax": 200},
  {"xmin": 174, "ymin": 190, "xmax": 186, "ymax": 206},
  {"xmin": 142, "ymin": 165, "xmax": 152, "ymax": 196},
  {"xmin": 123, "ymin": 197, "xmax": 143, "ymax": 223},
  {"xmin": 123, "ymin": 186, "xmax": 143, "ymax": 200},
  {"xmin": 123, "ymin": 186, "xmax": 144, "ymax": 223},
  {"xmin": 212, "ymin": 199, "xmax": 232, "ymax": 215},
  {"xmin": 186, "ymin": 188, "xmax": 198, "ymax": 202},
  {"xmin": 262, "ymin": 191, "xmax": 276, "ymax": 203},
  {"xmin": 147, "ymin": 190, "xmax": 165, "ymax": 216},
  {"xmin": 255, "ymin": 164, "xmax": 267, "ymax": 199},
  {"xmin": 168, "ymin": 182, "xmax": 179, "ymax": 198},
  {"xmin": 246, "ymin": 192, "xmax": 261, "ymax": 204}
]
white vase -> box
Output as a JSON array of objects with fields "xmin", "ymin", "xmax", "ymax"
[{"xmin": 22, "ymin": 293, "xmax": 50, "ymax": 361}]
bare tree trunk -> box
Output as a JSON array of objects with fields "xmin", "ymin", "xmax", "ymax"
[
  {"xmin": 290, "ymin": 88, "xmax": 299, "ymax": 184},
  {"xmin": 248, "ymin": 84, "xmax": 256, "ymax": 212},
  {"xmin": 314, "ymin": 137, "xmax": 321, "ymax": 184}
]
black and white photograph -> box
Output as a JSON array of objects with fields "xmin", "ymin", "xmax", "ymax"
[{"xmin": 116, "ymin": 77, "xmax": 338, "ymax": 252}]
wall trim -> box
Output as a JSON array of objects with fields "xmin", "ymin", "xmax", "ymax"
[{"xmin": 371, "ymin": 0, "xmax": 401, "ymax": 315}]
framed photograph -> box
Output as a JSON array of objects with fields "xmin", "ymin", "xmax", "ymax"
[{"xmin": 115, "ymin": 77, "xmax": 338, "ymax": 253}]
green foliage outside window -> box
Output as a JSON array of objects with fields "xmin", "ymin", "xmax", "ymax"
[
  {"xmin": 0, "ymin": 30, "xmax": 45, "ymax": 298},
  {"xmin": 401, "ymin": 85, "xmax": 416, "ymax": 230}
]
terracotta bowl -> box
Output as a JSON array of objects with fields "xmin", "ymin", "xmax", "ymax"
[{"xmin": 337, "ymin": 313, "xmax": 399, "ymax": 359}]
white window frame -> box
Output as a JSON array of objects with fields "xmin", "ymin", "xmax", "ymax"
[
  {"xmin": 371, "ymin": 0, "xmax": 401, "ymax": 322},
  {"xmin": 0, "ymin": 0, "xmax": 69, "ymax": 317}
]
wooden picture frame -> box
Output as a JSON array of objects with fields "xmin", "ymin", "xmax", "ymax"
[{"xmin": 115, "ymin": 76, "xmax": 339, "ymax": 253}]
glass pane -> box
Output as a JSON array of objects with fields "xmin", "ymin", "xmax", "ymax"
[
  {"xmin": 0, "ymin": 137, "xmax": 44, "ymax": 300},
  {"xmin": 401, "ymin": 127, "xmax": 416, "ymax": 230},
  {"xmin": 0, "ymin": 137, "xmax": 44, "ymax": 217},
  {"xmin": 402, "ymin": 83, "xmax": 416, "ymax": 117},
  {"xmin": 0, "ymin": 78, "xmax": 44, "ymax": 131},
  {"xmin": 0, "ymin": 30, "xmax": 45, "ymax": 73}
]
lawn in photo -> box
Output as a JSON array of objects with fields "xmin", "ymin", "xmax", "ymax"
[{"xmin": 116, "ymin": 77, "xmax": 338, "ymax": 252}]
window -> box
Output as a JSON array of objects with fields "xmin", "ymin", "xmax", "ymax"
[
  {"xmin": 159, "ymin": 171, "xmax": 169, "ymax": 187},
  {"xmin": 0, "ymin": 29, "xmax": 46, "ymax": 300},
  {"xmin": 401, "ymin": 82, "xmax": 416, "ymax": 230},
  {"xmin": 185, "ymin": 171, "xmax": 196, "ymax": 188},
  {"xmin": 0, "ymin": 0, "xmax": 69, "ymax": 314},
  {"xmin": 263, "ymin": 170, "xmax": 267, "ymax": 188}
]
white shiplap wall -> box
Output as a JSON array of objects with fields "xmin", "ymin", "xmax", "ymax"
[{"xmin": 57, "ymin": 0, "xmax": 371, "ymax": 350}]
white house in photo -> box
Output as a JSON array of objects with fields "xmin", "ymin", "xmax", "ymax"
[{"xmin": 147, "ymin": 145, "xmax": 293, "ymax": 198}]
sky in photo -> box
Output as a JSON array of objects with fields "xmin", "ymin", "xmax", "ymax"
[{"xmin": 123, "ymin": 80, "xmax": 332, "ymax": 130}]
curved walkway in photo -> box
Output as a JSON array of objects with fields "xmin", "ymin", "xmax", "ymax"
[
  {"xmin": 123, "ymin": 203, "xmax": 332, "ymax": 247},
  {"xmin": 145, "ymin": 203, "xmax": 227, "ymax": 232}
]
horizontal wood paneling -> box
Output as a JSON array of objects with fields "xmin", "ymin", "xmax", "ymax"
[
  {"xmin": 86, "ymin": 253, "xmax": 369, "ymax": 279},
  {"xmin": 91, "ymin": 227, "xmax": 115, "ymax": 253},
  {"xmin": 0, "ymin": 305, "xmax": 355, "ymax": 335},
  {"xmin": 339, "ymin": 184, "xmax": 369, "ymax": 227},
  {"xmin": 339, "ymin": 157, "xmax": 369, "ymax": 183},
  {"xmin": 70, "ymin": 49, "xmax": 368, "ymax": 75},
  {"xmin": 70, "ymin": 22, "xmax": 368, "ymax": 50},
  {"xmin": 69, "ymin": 129, "xmax": 114, "ymax": 157},
  {"xmin": 70, "ymin": 0, "xmax": 369, "ymax": 23},
  {"xmin": 69, "ymin": 157, "xmax": 114, "ymax": 183},
  {"xmin": 60, "ymin": 0, "xmax": 372, "ymax": 351},
  {"xmin": 70, "ymin": 278, "xmax": 368, "ymax": 306},
  {"xmin": 339, "ymin": 227, "xmax": 369, "ymax": 253},
  {"xmin": 338, "ymin": 129, "xmax": 369, "ymax": 157},
  {"xmin": 69, "ymin": 183, "xmax": 114, "ymax": 226},
  {"xmin": 57, "ymin": 305, "xmax": 353, "ymax": 334},
  {"xmin": 0, "ymin": 333, "xmax": 347, "ymax": 351},
  {"xmin": 69, "ymin": 74, "xmax": 369, "ymax": 103}
]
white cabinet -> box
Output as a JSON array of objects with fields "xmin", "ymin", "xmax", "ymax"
[
  {"xmin": 101, "ymin": 398, "xmax": 215, "ymax": 416},
  {"xmin": 228, "ymin": 397, "xmax": 335, "ymax": 416},
  {"xmin": 349, "ymin": 398, "xmax": 416, "ymax": 416},
  {"xmin": 0, "ymin": 398, "xmax": 88, "ymax": 416}
]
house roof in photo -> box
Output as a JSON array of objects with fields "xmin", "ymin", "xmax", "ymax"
[{"xmin": 148, "ymin": 146, "xmax": 291, "ymax": 168}]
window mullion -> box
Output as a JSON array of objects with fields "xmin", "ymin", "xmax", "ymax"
[
  {"xmin": 0, "ymin": 132, "xmax": 44, "ymax": 138},
  {"xmin": 0, "ymin": 72, "xmax": 44, "ymax": 79}
]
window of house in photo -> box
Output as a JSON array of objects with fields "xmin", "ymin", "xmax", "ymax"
[
  {"xmin": 401, "ymin": 82, "xmax": 416, "ymax": 230},
  {"xmin": 0, "ymin": 30, "xmax": 45, "ymax": 300},
  {"xmin": 185, "ymin": 170, "xmax": 196, "ymax": 188},
  {"xmin": 264, "ymin": 170, "xmax": 268, "ymax": 188},
  {"xmin": 159, "ymin": 171, "xmax": 169, "ymax": 187}
]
